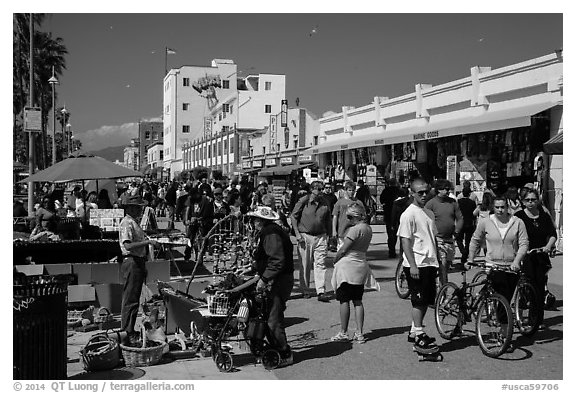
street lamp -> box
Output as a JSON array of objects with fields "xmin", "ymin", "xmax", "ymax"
[
  {"xmin": 48, "ymin": 68, "xmax": 58, "ymax": 165},
  {"xmin": 66, "ymin": 123, "xmax": 72, "ymax": 155},
  {"xmin": 60, "ymin": 107, "xmax": 68, "ymax": 157}
]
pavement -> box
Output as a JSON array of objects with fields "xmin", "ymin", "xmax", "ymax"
[{"xmin": 67, "ymin": 222, "xmax": 563, "ymax": 380}]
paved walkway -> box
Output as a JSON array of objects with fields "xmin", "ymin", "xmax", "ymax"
[{"xmin": 67, "ymin": 223, "xmax": 563, "ymax": 380}]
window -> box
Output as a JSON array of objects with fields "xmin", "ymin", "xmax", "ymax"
[
  {"xmin": 183, "ymin": 103, "xmax": 190, "ymax": 111},
  {"xmin": 230, "ymin": 137, "xmax": 234, "ymax": 153},
  {"xmin": 153, "ymin": 132, "xmax": 159, "ymax": 141},
  {"xmin": 145, "ymin": 131, "xmax": 150, "ymax": 140},
  {"xmin": 224, "ymin": 139, "xmax": 228, "ymax": 153},
  {"xmin": 213, "ymin": 144, "xmax": 217, "ymax": 156},
  {"xmin": 313, "ymin": 136, "xmax": 318, "ymax": 145},
  {"xmin": 262, "ymin": 146, "xmax": 266, "ymax": 155},
  {"xmin": 222, "ymin": 126, "xmax": 230, "ymax": 133},
  {"xmin": 265, "ymin": 81, "xmax": 272, "ymax": 90},
  {"xmin": 160, "ymin": 151, "xmax": 163, "ymax": 160},
  {"xmin": 218, "ymin": 141, "xmax": 222, "ymax": 156},
  {"xmin": 208, "ymin": 146, "xmax": 211, "ymax": 159},
  {"xmin": 265, "ymin": 105, "xmax": 272, "ymax": 113},
  {"xmin": 183, "ymin": 78, "xmax": 190, "ymax": 87},
  {"xmin": 165, "ymin": 105, "xmax": 170, "ymax": 114},
  {"xmin": 229, "ymin": 105, "xmax": 233, "ymax": 115},
  {"xmin": 218, "ymin": 113, "xmax": 222, "ymax": 121},
  {"xmin": 293, "ymin": 140, "xmax": 298, "ymax": 149},
  {"xmin": 182, "ymin": 125, "xmax": 190, "ymax": 133},
  {"xmin": 222, "ymin": 104, "xmax": 230, "ymax": 113},
  {"xmin": 222, "ymin": 80, "xmax": 230, "ymax": 89}
]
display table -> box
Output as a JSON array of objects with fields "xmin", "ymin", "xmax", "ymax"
[{"xmin": 13, "ymin": 239, "xmax": 122, "ymax": 265}]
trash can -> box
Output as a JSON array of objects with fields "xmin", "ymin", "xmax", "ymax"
[{"xmin": 13, "ymin": 274, "xmax": 69, "ymax": 380}]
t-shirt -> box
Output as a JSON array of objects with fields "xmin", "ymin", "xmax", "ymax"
[
  {"xmin": 425, "ymin": 196, "xmax": 462, "ymax": 239},
  {"xmin": 332, "ymin": 198, "xmax": 364, "ymax": 238},
  {"xmin": 398, "ymin": 203, "xmax": 439, "ymax": 268},
  {"xmin": 344, "ymin": 222, "xmax": 373, "ymax": 254}
]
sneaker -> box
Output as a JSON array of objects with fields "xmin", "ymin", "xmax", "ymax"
[
  {"xmin": 317, "ymin": 293, "xmax": 330, "ymax": 302},
  {"xmin": 353, "ymin": 332, "xmax": 366, "ymax": 344},
  {"xmin": 278, "ymin": 352, "xmax": 294, "ymax": 368},
  {"xmin": 330, "ymin": 331, "xmax": 350, "ymax": 342},
  {"xmin": 407, "ymin": 332, "xmax": 416, "ymax": 343},
  {"xmin": 413, "ymin": 333, "xmax": 437, "ymax": 353}
]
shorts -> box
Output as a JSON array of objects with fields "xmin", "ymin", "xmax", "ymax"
[
  {"xmin": 436, "ymin": 238, "xmax": 455, "ymax": 265},
  {"xmin": 404, "ymin": 266, "xmax": 438, "ymax": 307},
  {"xmin": 335, "ymin": 282, "xmax": 364, "ymax": 302}
]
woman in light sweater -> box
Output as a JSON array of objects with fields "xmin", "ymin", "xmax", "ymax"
[{"xmin": 467, "ymin": 196, "xmax": 529, "ymax": 349}]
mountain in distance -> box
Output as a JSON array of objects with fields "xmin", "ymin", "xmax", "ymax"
[{"xmin": 88, "ymin": 145, "xmax": 125, "ymax": 163}]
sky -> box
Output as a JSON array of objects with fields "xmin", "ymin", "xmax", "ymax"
[{"xmin": 15, "ymin": 10, "xmax": 558, "ymax": 152}]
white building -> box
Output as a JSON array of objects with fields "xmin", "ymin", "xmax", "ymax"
[
  {"xmin": 310, "ymin": 51, "xmax": 563, "ymax": 226},
  {"xmin": 123, "ymin": 139, "xmax": 139, "ymax": 171},
  {"xmin": 164, "ymin": 59, "xmax": 286, "ymax": 178}
]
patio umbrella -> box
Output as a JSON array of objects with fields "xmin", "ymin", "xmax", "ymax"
[{"xmin": 19, "ymin": 151, "xmax": 143, "ymax": 183}]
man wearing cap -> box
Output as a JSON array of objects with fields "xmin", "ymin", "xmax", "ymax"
[
  {"xmin": 248, "ymin": 205, "xmax": 295, "ymax": 367},
  {"xmin": 119, "ymin": 202, "xmax": 160, "ymax": 344},
  {"xmin": 212, "ymin": 187, "xmax": 230, "ymax": 222},
  {"xmin": 291, "ymin": 180, "xmax": 332, "ymax": 302}
]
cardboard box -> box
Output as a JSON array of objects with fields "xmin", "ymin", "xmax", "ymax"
[
  {"xmin": 72, "ymin": 263, "xmax": 92, "ymax": 285},
  {"xmin": 91, "ymin": 262, "xmax": 121, "ymax": 284},
  {"xmin": 94, "ymin": 283, "xmax": 123, "ymax": 314},
  {"xmin": 68, "ymin": 284, "xmax": 96, "ymax": 303},
  {"xmin": 146, "ymin": 260, "xmax": 170, "ymax": 294},
  {"xmin": 14, "ymin": 264, "xmax": 45, "ymax": 276},
  {"xmin": 44, "ymin": 263, "xmax": 73, "ymax": 276}
]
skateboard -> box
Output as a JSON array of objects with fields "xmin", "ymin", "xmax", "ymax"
[{"xmin": 413, "ymin": 345, "xmax": 443, "ymax": 362}]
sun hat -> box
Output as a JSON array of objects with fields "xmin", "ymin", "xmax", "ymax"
[
  {"xmin": 523, "ymin": 183, "xmax": 535, "ymax": 190},
  {"xmin": 247, "ymin": 205, "xmax": 280, "ymax": 221}
]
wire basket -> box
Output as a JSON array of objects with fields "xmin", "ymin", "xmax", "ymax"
[{"xmin": 206, "ymin": 293, "xmax": 231, "ymax": 316}]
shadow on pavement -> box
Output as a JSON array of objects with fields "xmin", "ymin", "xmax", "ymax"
[
  {"xmin": 365, "ymin": 325, "xmax": 410, "ymax": 341},
  {"xmin": 69, "ymin": 367, "xmax": 146, "ymax": 380},
  {"xmin": 284, "ymin": 316, "xmax": 309, "ymax": 328},
  {"xmin": 292, "ymin": 341, "xmax": 353, "ymax": 365}
]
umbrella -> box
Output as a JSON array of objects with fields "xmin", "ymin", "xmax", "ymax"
[{"xmin": 19, "ymin": 151, "xmax": 143, "ymax": 183}]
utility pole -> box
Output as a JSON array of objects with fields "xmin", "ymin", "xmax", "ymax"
[{"xmin": 27, "ymin": 14, "xmax": 35, "ymax": 215}]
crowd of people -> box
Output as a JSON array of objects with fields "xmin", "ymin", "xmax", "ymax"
[{"xmin": 14, "ymin": 171, "xmax": 558, "ymax": 366}]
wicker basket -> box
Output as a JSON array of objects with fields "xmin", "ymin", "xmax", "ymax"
[
  {"xmin": 120, "ymin": 326, "xmax": 167, "ymax": 367},
  {"xmin": 94, "ymin": 307, "xmax": 113, "ymax": 324},
  {"xmin": 80, "ymin": 333, "xmax": 120, "ymax": 371}
]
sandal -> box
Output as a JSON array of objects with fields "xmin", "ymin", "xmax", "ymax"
[
  {"xmin": 353, "ymin": 332, "xmax": 366, "ymax": 344},
  {"xmin": 330, "ymin": 331, "xmax": 350, "ymax": 342}
]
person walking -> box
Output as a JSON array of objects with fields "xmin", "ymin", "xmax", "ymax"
[
  {"xmin": 398, "ymin": 178, "xmax": 440, "ymax": 351},
  {"xmin": 424, "ymin": 179, "xmax": 464, "ymax": 285},
  {"xmin": 332, "ymin": 181, "xmax": 364, "ymax": 250},
  {"xmin": 118, "ymin": 203, "xmax": 160, "ymax": 344},
  {"xmin": 456, "ymin": 187, "xmax": 477, "ymax": 263},
  {"xmin": 290, "ymin": 180, "xmax": 332, "ymax": 301},
  {"xmin": 183, "ymin": 187, "xmax": 214, "ymax": 262},
  {"xmin": 165, "ymin": 182, "xmax": 178, "ymax": 230},
  {"xmin": 514, "ymin": 189, "xmax": 557, "ymax": 329},
  {"xmin": 330, "ymin": 203, "xmax": 379, "ymax": 343},
  {"xmin": 380, "ymin": 178, "xmax": 402, "ymax": 258},
  {"xmin": 247, "ymin": 205, "xmax": 295, "ymax": 367}
]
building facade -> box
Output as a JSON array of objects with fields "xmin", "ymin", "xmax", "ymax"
[
  {"xmin": 138, "ymin": 120, "xmax": 163, "ymax": 171},
  {"xmin": 123, "ymin": 139, "xmax": 139, "ymax": 171},
  {"xmin": 164, "ymin": 58, "xmax": 286, "ymax": 178},
  {"xmin": 310, "ymin": 51, "xmax": 563, "ymax": 225}
]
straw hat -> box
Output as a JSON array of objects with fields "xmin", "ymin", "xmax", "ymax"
[{"xmin": 247, "ymin": 205, "xmax": 280, "ymax": 221}]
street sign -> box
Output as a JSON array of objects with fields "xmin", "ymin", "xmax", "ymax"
[{"xmin": 24, "ymin": 107, "xmax": 42, "ymax": 132}]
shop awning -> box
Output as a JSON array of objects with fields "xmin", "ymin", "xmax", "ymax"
[
  {"xmin": 258, "ymin": 163, "xmax": 312, "ymax": 176},
  {"xmin": 311, "ymin": 100, "xmax": 559, "ymax": 154},
  {"xmin": 543, "ymin": 132, "xmax": 563, "ymax": 155}
]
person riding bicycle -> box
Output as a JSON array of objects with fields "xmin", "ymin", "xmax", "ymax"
[
  {"xmin": 247, "ymin": 205, "xmax": 295, "ymax": 367},
  {"xmin": 466, "ymin": 196, "xmax": 529, "ymax": 350},
  {"xmin": 514, "ymin": 189, "xmax": 557, "ymax": 329}
]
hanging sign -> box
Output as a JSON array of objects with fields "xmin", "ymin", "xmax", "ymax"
[{"xmin": 24, "ymin": 107, "xmax": 42, "ymax": 132}]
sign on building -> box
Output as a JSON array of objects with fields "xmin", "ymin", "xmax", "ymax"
[
  {"xmin": 270, "ymin": 115, "xmax": 277, "ymax": 152},
  {"xmin": 204, "ymin": 117, "xmax": 212, "ymax": 139},
  {"xmin": 281, "ymin": 99, "xmax": 288, "ymax": 127},
  {"xmin": 24, "ymin": 107, "xmax": 42, "ymax": 132}
]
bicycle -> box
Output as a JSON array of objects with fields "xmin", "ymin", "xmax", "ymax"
[
  {"xmin": 434, "ymin": 261, "xmax": 514, "ymax": 358},
  {"xmin": 510, "ymin": 247, "xmax": 554, "ymax": 336}
]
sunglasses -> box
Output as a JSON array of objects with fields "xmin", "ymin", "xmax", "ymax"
[
  {"xmin": 524, "ymin": 198, "xmax": 537, "ymax": 202},
  {"xmin": 415, "ymin": 190, "xmax": 428, "ymax": 196}
]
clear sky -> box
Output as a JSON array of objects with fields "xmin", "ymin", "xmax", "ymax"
[{"xmin": 12, "ymin": 7, "xmax": 565, "ymax": 152}]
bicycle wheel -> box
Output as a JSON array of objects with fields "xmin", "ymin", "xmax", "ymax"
[
  {"xmin": 435, "ymin": 282, "xmax": 463, "ymax": 339},
  {"xmin": 395, "ymin": 260, "xmax": 410, "ymax": 299},
  {"xmin": 475, "ymin": 293, "xmax": 513, "ymax": 358},
  {"xmin": 469, "ymin": 270, "xmax": 487, "ymax": 301},
  {"xmin": 514, "ymin": 281, "xmax": 539, "ymax": 337}
]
